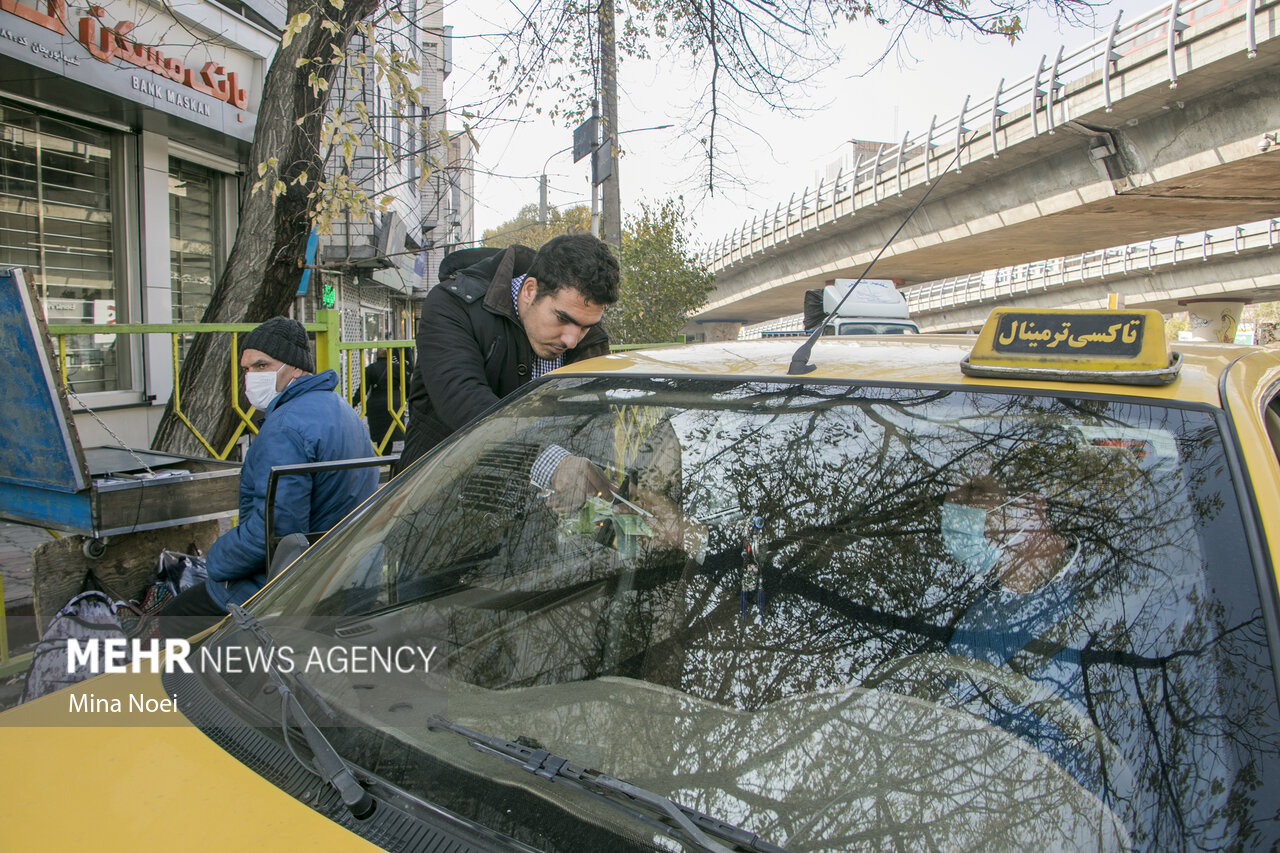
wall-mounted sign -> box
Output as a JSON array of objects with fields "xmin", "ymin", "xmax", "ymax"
[{"xmin": 0, "ymin": 0, "xmax": 260, "ymax": 140}]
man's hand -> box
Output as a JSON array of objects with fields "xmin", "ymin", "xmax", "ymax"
[{"xmin": 547, "ymin": 456, "xmax": 614, "ymax": 514}]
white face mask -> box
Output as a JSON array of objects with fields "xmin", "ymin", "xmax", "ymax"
[
  {"xmin": 940, "ymin": 493, "xmax": 1031, "ymax": 576},
  {"xmin": 245, "ymin": 365, "xmax": 285, "ymax": 411},
  {"xmin": 941, "ymin": 502, "xmax": 1003, "ymax": 574}
]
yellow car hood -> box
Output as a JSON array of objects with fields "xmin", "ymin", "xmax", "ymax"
[{"xmin": 0, "ymin": 670, "xmax": 381, "ymax": 851}]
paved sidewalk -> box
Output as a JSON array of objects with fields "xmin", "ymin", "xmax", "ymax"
[{"xmin": 0, "ymin": 522, "xmax": 54, "ymax": 651}]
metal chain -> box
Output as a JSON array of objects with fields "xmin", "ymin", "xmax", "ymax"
[{"xmin": 64, "ymin": 387, "xmax": 156, "ymax": 476}]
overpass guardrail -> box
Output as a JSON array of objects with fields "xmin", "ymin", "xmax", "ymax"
[
  {"xmin": 704, "ymin": 0, "xmax": 1279, "ymax": 274},
  {"xmin": 903, "ymin": 217, "xmax": 1280, "ymax": 313}
]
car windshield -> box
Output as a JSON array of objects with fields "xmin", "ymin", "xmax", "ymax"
[
  {"xmin": 836, "ymin": 322, "xmax": 917, "ymax": 334},
  {"xmin": 207, "ymin": 376, "xmax": 1280, "ymax": 852}
]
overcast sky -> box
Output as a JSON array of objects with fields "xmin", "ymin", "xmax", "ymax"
[{"xmin": 443, "ymin": 0, "xmax": 1126, "ymax": 249}]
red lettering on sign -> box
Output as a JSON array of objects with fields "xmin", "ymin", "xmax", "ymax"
[
  {"xmin": 0, "ymin": 0, "xmax": 65, "ymax": 35},
  {"xmin": 5, "ymin": 0, "xmax": 248, "ymax": 110}
]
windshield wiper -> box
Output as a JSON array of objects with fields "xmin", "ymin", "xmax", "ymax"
[
  {"xmin": 228, "ymin": 604, "xmax": 375, "ymax": 819},
  {"xmin": 427, "ymin": 715, "xmax": 789, "ymax": 853}
]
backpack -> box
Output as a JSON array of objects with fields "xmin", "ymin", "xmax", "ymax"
[
  {"xmin": 439, "ymin": 246, "xmax": 501, "ymax": 282},
  {"xmin": 21, "ymin": 590, "xmax": 128, "ymax": 703}
]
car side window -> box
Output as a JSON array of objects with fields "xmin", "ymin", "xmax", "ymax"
[{"xmin": 1263, "ymin": 394, "xmax": 1280, "ymax": 463}]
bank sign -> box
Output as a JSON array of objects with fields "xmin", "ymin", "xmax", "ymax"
[{"xmin": 0, "ymin": 0, "xmax": 260, "ymax": 141}]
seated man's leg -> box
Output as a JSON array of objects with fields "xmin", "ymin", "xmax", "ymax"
[{"xmin": 159, "ymin": 582, "xmax": 227, "ymax": 639}]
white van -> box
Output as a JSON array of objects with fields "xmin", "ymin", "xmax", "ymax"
[{"xmin": 803, "ymin": 278, "xmax": 920, "ymax": 335}]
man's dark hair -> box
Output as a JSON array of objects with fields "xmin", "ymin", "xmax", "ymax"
[{"xmin": 527, "ymin": 234, "xmax": 620, "ymax": 306}]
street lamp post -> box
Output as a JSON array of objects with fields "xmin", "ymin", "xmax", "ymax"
[
  {"xmin": 538, "ymin": 144, "xmax": 573, "ymax": 227},
  {"xmin": 537, "ymin": 123, "xmax": 673, "ymax": 235}
]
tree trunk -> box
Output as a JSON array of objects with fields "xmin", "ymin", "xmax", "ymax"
[{"xmin": 152, "ymin": 0, "xmax": 378, "ymax": 457}]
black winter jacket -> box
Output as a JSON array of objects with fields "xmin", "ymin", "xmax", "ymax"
[
  {"xmin": 361, "ymin": 349, "xmax": 411, "ymax": 446},
  {"xmin": 396, "ymin": 245, "xmax": 610, "ymax": 471}
]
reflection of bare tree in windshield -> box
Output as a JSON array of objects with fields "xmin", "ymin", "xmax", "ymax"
[
  {"xmin": 253, "ymin": 378, "xmax": 1280, "ymax": 852},
  {"xmin": 654, "ymin": 387, "xmax": 1278, "ymax": 850}
]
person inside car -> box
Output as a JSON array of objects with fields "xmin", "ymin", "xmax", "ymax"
[{"xmin": 939, "ymin": 471, "xmax": 1096, "ymax": 789}]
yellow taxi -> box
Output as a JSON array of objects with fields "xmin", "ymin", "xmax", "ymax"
[{"xmin": 4, "ymin": 308, "xmax": 1280, "ymax": 852}]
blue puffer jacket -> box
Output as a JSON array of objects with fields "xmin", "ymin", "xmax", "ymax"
[{"xmin": 205, "ymin": 370, "xmax": 378, "ymax": 610}]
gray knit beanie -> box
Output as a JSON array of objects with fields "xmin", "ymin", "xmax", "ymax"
[{"xmin": 241, "ymin": 317, "xmax": 315, "ymax": 373}]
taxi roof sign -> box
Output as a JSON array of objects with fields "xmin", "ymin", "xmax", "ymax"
[{"xmin": 961, "ymin": 308, "xmax": 1181, "ymax": 385}]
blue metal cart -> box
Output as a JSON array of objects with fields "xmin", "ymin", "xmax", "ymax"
[{"xmin": 0, "ymin": 268, "xmax": 240, "ymax": 548}]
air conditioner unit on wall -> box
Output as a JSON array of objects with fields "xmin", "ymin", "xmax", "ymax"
[{"xmin": 377, "ymin": 211, "xmax": 407, "ymax": 260}]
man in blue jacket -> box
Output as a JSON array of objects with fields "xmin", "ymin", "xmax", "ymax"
[{"xmin": 160, "ymin": 317, "xmax": 379, "ymax": 637}]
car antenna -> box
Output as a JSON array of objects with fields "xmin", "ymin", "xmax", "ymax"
[{"xmin": 788, "ymin": 141, "xmax": 969, "ymax": 376}]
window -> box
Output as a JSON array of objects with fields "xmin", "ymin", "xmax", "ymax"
[
  {"xmin": 406, "ymin": 105, "xmax": 417, "ymax": 187},
  {"xmin": 390, "ymin": 99, "xmax": 401, "ymax": 155},
  {"xmin": 0, "ymin": 101, "xmax": 127, "ymax": 393},
  {"xmin": 169, "ymin": 159, "xmax": 224, "ymax": 363}
]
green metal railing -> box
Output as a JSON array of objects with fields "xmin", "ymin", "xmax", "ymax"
[
  {"xmin": 340, "ymin": 340, "xmax": 414, "ymax": 454},
  {"xmin": 42, "ymin": 310, "xmax": 405, "ymax": 459}
]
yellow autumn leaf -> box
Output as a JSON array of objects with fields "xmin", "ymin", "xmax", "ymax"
[{"xmin": 281, "ymin": 12, "xmax": 310, "ymax": 48}]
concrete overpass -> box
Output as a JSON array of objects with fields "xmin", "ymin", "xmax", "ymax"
[{"xmin": 693, "ymin": 0, "xmax": 1280, "ymax": 334}]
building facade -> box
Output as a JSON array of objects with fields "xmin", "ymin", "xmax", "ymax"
[
  {"xmin": 0, "ymin": 0, "xmax": 279, "ymax": 445},
  {"xmin": 0, "ymin": 0, "xmax": 472, "ymax": 450},
  {"xmin": 307, "ymin": 0, "xmax": 474, "ymax": 351}
]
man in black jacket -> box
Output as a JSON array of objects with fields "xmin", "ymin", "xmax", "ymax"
[{"xmin": 396, "ymin": 235, "xmax": 620, "ymax": 500}]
